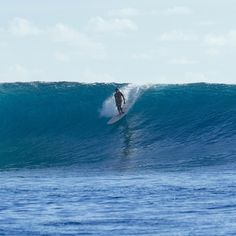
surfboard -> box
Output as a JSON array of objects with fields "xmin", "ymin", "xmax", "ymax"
[
  {"xmin": 107, "ymin": 98, "xmax": 136, "ymax": 125},
  {"xmin": 107, "ymin": 105, "xmax": 129, "ymax": 125}
]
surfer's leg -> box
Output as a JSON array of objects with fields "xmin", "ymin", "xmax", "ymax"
[
  {"xmin": 116, "ymin": 102, "xmax": 122, "ymax": 114},
  {"xmin": 116, "ymin": 105, "xmax": 121, "ymax": 114},
  {"xmin": 119, "ymin": 103, "xmax": 124, "ymax": 114}
]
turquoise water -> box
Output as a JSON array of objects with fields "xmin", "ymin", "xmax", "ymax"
[{"xmin": 0, "ymin": 82, "xmax": 236, "ymax": 235}]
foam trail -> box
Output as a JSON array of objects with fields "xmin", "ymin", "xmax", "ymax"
[{"xmin": 100, "ymin": 84, "xmax": 142, "ymax": 117}]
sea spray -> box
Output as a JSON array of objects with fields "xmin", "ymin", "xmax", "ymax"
[{"xmin": 100, "ymin": 84, "xmax": 143, "ymax": 117}]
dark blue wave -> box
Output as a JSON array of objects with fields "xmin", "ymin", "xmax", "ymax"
[{"xmin": 0, "ymin": 82, "xmax": 236, "ymax": 170}]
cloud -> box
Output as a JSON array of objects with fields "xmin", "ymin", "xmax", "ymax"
[
  {"xmin": 199, "ymin": 21, "xmax": 215, "ymax": 27},
  {"xmin": 131, "ymin": 53, "xmax": 150, "ymax": 60},
  {"xmin": 54, "ymin": 52, "xmax": 69, "ymax": 62},
  {"xmin": 4, "ymin": 18, "xmax": 106, "ymax": 60},
  {"xmin": 185, "ymin": 72, "xmax": 208, "ymax": 82},
  {"xmin": 169, "ymin": 58, "xmax": 197, "ymax": 65},
  {"xmin": 51, "ymin": 23, "xmax": 106, "ymax": 60},
  {"xmin": 160, "ymin": 31, "xmax": 197, "ymax": 41},
  {"xmin": 156, "ymin": 72, "xmax": 208, "ymax": 84},
  {"xmin": 205, "ymin": 30, "xmax": 236, "ymax": 47},
  {"xmin": 82, "ymin": 69, "xmax": 114, "ymax": 83},
  {"xmin": 206, "ymin": 48, "xmax": 220, "ymax": 56},
  {"xmin": 8, "ymin": 17, "xmax": 42, "ymax": 36},
  {"xmin": 87, "ymin": 17, "xmax": 138, "ymax": 33},
  {"xmin": 0, "ymin": 64, "xmax": 42, "ymax": 82},
  {"xmin": 52, "ymin": 23, "xmax": 90, "ymax": 44},
  {"xmin": 165, "ymin": 6, "xmax": 193, "ymax": 15},
  {"xmin": 228, "ymin": 30, "xmax": 236, "ymax": 46},
  {"xmin": 11, "ymin": 64, "xmax": 29, "ymax": 75},
  {"xmin": 0, "ymin": 41, "xmax": 8, "ymax": 47},
  {"xmin": 108, "ymin": 8, "xmax": 142, "ymax": 17},
  {"xmin": 205, "ymin": 35, "xmax": 227, "ymax": 46}
]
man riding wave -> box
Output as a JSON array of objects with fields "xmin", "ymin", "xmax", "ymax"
[{"xmin": 114, "ymin": 88, "xmax": 126, "ymax": 115}]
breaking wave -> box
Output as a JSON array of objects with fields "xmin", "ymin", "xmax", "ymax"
[{"xmin": 0, "ymin": 82, "xmax": 236, "ymax": 171}]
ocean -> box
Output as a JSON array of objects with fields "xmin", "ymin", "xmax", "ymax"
[{"xmin": 0, "ymin": 82, "xmax": 236, "ymax": 235}]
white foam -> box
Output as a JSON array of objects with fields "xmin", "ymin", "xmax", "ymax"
[{"xmin": 100, "ymin": 84, "xmax": 142, "ymax": 118}]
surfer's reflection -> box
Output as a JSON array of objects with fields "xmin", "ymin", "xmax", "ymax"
[
  {"xmin": 117, "ymin": 118, "xmax": 139, "ymax": 172},
  {"xmin": 119, "ymin": 119, "xmax": 132, "ymax": 157},
  {"xmin": 111, "ymin": 118, "xmax": 134, "ymax": 171},
  {"xmin": 122, "ymin": 121, "xmax": 132, "ymax": 157}
]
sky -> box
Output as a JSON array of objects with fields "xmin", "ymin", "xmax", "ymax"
[{"xmin": 0, "ymin": 0, "xmax": 236, "ymax": 84}]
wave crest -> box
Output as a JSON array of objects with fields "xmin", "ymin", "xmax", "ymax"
[{"xmin": 0, "ymin": 82, "xmax": 235, "ymax": 170}]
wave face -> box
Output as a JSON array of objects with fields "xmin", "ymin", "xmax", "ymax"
[{"xmin": 0, "ymin": 82, "xmax": 236, "ymax": 170}]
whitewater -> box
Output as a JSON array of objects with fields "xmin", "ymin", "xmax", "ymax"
[{"xmin": 1, "ymin": 82, "xmax": 236, "ymax": 235}]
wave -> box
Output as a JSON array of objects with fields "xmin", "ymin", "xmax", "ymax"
[{"xmin": 0, "ymin": 82, "xmax": 236, "ymax": 170}]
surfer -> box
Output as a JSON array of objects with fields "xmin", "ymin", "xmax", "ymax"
[{"xmin": 114, "ymin": 88, "xmax": 126, "ymax": 115}]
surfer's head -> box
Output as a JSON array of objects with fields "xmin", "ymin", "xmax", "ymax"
[{"xmin": 115, "ymin": 88, "xmax": 119, "ymax": 92}]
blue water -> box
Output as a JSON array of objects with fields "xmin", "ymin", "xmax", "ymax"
[{"xmin": 0, "ymin": 82, "xmax": 236, "ymax": 235}]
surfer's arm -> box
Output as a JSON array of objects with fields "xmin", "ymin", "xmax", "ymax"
[{"xmin": 121, "ymin": 93, "xmax": 126, "ymax": 104}]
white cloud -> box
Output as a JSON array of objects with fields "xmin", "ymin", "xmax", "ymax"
[
  {"xmin": 131, "ymin": 53, "xmax": 150, "ymax": 60},
  {"xmin": 205, "ymin": 30, "xmax": 236, "ymax": 47},
  {"xmin": 165, "ymin": 6, "xmax": 193, "ymax": 15},
  {"xmin": 52, "ymin": 23, "xmax": 88, "ymax": 44},
  {"xmin": 54, "ymin": 52, "xmax": 69, "ymax": 62},
  {"xmin": 0, "ymin": 41, "xmax": 8, "ymax": 47},
  {"xmin": 205, "ymin": 35, "xmax": 227, "ymax": 46},
  {"xmin": 51, "ymin": 23, "xmax": 106, "ymax": 60},
  {"xmin": 199, "ymin": 21, "xmax": 215, "ymax": 27},
  {"xmin": 87, "ymin": 17, "xmax": 138, "ymax": 33},
  {"xmin": 160, "ymin": 31, "xmax": 197, "ymax": 41},
  {"xmin": 228, "ymin": 30, "xmax": 236, "ymax": 46},
  {"xmin": 0, "ymin": 64, "xmax": 42, "ymax": 82},
  {"xmin": 108, "ymin": 8, "xmax": 142, "ymax": 17},
  {"xmin": 4, "ymin": 18, "xmax": 107, "ymax": 60},
  {"xmin": 156, "ymin": 72, "xmax": 207, "ymax": 84},
  {"xmin": 8, "ymin": 17, "xmax": 42, "ymax": 36},
  {"xmin": 12, "ymin": 64, "xmax": 29, "ymax": 75},
  {"xmin": 169, "ymin": 58, "xmax": 197, "ymax": 65},
  {"xmin": 82, "ymin": 69, "xmax": 114, "ymax": 83},
  {"xmin": 184, "ymin": 72, "xmax": 208, "ymax": 83},
  {"xmin": 206, "ymin": 48, "xmax": 220, "ymax": 56},
  {"xmin": 3, "ymin": 18, "xmax": 107, "ymax": 60}
]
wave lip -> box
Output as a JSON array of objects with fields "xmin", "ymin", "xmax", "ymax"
[{"xmin": 0, "ymin": 82, "xmax": 235, "ymax": 170}]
